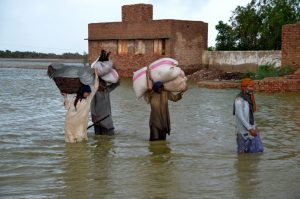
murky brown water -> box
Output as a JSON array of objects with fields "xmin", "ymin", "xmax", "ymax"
[{"xmin": 0, "ymin": 66, "xmax": 299, "ymax": 198}]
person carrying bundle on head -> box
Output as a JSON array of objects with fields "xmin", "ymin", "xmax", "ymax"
[
  {"xmin": 62, "ymin": 69, "xmax": 99, "ymax": 143},
  {"xmin": 144, "ymin": 67, "xmax": 186, "ymax": 141},
  {"xmin": 91, "ymin": 50, "xmax": 120, "ymax": 135}
]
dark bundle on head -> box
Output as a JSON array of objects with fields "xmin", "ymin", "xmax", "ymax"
[{"xmin": 98, "ymin": 50, "xmax": 111, "ymax": 61}]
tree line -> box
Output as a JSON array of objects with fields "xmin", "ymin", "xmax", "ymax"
[
  {"xmin": 0, "ymin": 50, "xmax": 88, "ymax": 59},
  {"xmin": 214, "ymin": 0, "xmax": 300, "ymax": 51}
]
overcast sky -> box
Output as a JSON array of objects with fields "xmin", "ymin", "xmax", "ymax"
[{"xmin": 0, "ymin": 0, "xmax": 249, "ymax": 54}]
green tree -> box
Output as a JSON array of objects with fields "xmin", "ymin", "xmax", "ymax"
[
  {"xmin": 259, "ymin": 0, "xmax": 300, "ymax": 49},
  {"xmin": 231, "ymin": 1, "xmax": 262, "ymax": 50},
  {"xmin": 215, "ymin": 0, "xmax": 300, "ymax": 50},
  {"xmin": 215, "ymin": 21, "xmax": 237, "ymax": 50}
]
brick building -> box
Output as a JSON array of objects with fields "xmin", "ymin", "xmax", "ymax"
[
  {"xmin": 87, "ymin": 4, "xmax": 208, "ymax": 77},
  {"xmin": 282, "ymin": 22, "xmax": 300, "ymax": 71}
]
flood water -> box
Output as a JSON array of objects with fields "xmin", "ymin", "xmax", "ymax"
[{"xmin": 0, "ymin": 65, "xmax": 299, "ymax": 198}]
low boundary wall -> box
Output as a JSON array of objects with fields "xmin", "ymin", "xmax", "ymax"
[{"xmin": 202, "ymin": 50, "xmax": 281, "ymax": 72}]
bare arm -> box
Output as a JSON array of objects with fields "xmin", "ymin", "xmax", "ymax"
[{"xmin": 90, "ymin": 69, "xmax": 99, "ymax": 97}]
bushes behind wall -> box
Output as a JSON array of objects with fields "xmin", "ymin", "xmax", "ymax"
[{"xmin": 242, "ymin": 63, "xmax": 293, "ymax": 80}]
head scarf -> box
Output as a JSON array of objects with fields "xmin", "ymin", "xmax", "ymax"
[
  {"xmin": 240, "ymin": 78, "xmax": 254, "ymax": 90},
  {"xmin": 240, "ymin": 78, "xmax": 256, "ymax": 112},
  {"xmin": 233, "ymin": 78, "xmax": 256, "ymax": 125},
  {"xmin": 82, "ymin": 84, "xmax": 91, "ymax": 93},
  {"xmin": 152, "ymin": 81, "xmax": 164, "ymax": 93}
]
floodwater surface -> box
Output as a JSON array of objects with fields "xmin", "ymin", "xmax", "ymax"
[{"xmin": 0, "ymin": 67, "xmax": 299, "ymax": 198}]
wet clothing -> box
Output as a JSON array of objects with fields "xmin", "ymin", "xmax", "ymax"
[
  {"xmin": 63, "ymin": 76, "xmax": 99, "ymax": 143},
  {"xmin": 93, "ymin": 125, "xmax": 115, "ymax": 135},
  {"xmin": 146, "ymin": 91, "xmax": 182, "ymax": 141},
  {"xmin": 91, "ymin": 82, "xmax": 119, "ymax": 135},
  {"xmin": 237, "ymin": 132, "xmax": 264, "ymax": 153},
  {"xmin": 234, "ymin": 94, "xmax": 263, "ymax": 153},
  {"xmin": 233, "ymin": 92, "xmax": 255, "ymax": 125}
]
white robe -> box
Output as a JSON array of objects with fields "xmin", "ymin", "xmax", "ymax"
[{"xmin": 63, "ymin": 75, "xmax": 99, "ymax": 143}]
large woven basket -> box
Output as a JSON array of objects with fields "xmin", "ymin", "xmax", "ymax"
[
  {"xmin": 52, "ymin": 77, "xmax": 82, "ymax": 94},
  {"xmin": 47, "ymin": 64, "xmax": 83, "ymax": 94}
]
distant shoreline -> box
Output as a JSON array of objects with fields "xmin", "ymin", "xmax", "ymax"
[
  {"xmin": 0, "ymin": 58, "xmax": 84, "ymax": 62},
  {"xmin": 0, "ymin": 58, "xmax": 85, "ymax": 69}
]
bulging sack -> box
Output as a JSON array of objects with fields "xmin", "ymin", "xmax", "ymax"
[
  {"xmin": 101, "ymin": 69, "xmax": 119, "ymax": 83},
  {"xmin": 164, "ymin": 75, "xmax": 188, "ymax": 92},
  {"xmin": 91, "ymin": 58, "xmax": 113, "ymax": 76},
  {"xmin": 132, "ymin": 58, "xmax": 181, "ymax": 98}
]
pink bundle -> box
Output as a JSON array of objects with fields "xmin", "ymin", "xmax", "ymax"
[{"xmin": 133, "ymin": 58, "xmax": 187, "ymax": 99}]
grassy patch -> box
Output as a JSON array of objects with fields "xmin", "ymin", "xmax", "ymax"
[{"xmin": 241, "ymin": 63, "xmax": 293, "ymax": 80}]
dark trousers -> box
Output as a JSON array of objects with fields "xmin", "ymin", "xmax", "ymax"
[
  {"xmin": 94, "ymin": 125, "xmax": 115, "ymax": 136},
  {"xmin": 150, "ymin": 125, "xmax": 167, "ymax": 141}
]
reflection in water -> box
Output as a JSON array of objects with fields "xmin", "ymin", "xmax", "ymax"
[
  {"xmin": 148, "ymin": 141, "xmax": 171, "ymax": 158},
  {"xmin": 235, "ymin": 155, "xmax": 262, "ymax": 199},
  {"xmin": 63, "ymin": 143, "xmax": 91, "ymax": 198},
  {"xmin": 63, "ymin": 136, "xmax": 116, "ymax": 198},
  {"xmin": 139, "ymin": 141, "xmax": 180, "ymax": 198}
]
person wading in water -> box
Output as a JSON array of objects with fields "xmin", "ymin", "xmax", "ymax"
[
  {"xmin": 91, "ymin": 50, "xmax": 119, "ymax": 135},
  {"xmin": 144, "ymin": 79, "xmax": 186, "ymax": 141},
  {"xmin": 233, "ymin": 78, "xmax": 264, "ymax": 153},
  {"xmin": 62, "ymin": 69, "xmax": 99, "ymax": 143}
]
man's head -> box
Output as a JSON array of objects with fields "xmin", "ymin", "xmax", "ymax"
[
  {"xmin": 82, "ymin": 84, "xmax": 91, "ymax": 98},
  {"xmin": 152, "ymin": 81, "xmax": 164, "ymax": 93},
  {"xmin": 240, "ymin": 78, "xmax": 254, "ymax": 94},
  {"xmin": 98, "ymin": 78, "xmax": 107, "ymax": 91}
]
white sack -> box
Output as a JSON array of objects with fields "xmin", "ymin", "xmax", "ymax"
[
  {"xmin": 132, "ymin": 58, "xmax": 181, "ymax": 98},
  {"xmin": 149, "ymin": 57, "xmax": 178, "ymax": 68},
  {"xmin": 101, "ymin": 69, "xmax": 119, "ymax": 83},
  {"xmin": 164, "ymin": 75, "xmax": 188, "ymax": 92},
  {"xmin": 91, "ymin": 57, "xmax": 113, "ymax": 76}
]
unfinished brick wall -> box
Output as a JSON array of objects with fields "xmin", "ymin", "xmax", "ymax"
[
  {"xmin": 87, "ymin": 4, "xmax": 208, "ymax": 77},
  {"xmin": 88, "ymin": 40, "xmax": 164, "ymax": 77},
  {"xmin": 122, "ymin": 4, "xmax": 153, "ymax": 22},
  {"xmin": 282, "ymin": 23, "xmax": 300, "ymax": 70},
  {"xmin": 198, "ymin": 78, "xmax": 300, "ymax": 91},
  {"xmin": 254, "ymin": 78, "xmax": 300, "ymax": 92}
]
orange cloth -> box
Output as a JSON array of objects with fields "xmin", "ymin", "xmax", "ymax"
[
  {"xmin": 240, "ymin": 78, "xmax": 254, "ymax": 89},
  {"xmin": 240, "ymin": 78, "xmax": 256, "ymax": 112}
]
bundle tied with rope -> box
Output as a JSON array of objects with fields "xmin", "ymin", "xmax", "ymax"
[{"xmin": 133, "ymin": 57, "xmax": 188, "ymax": 100}]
